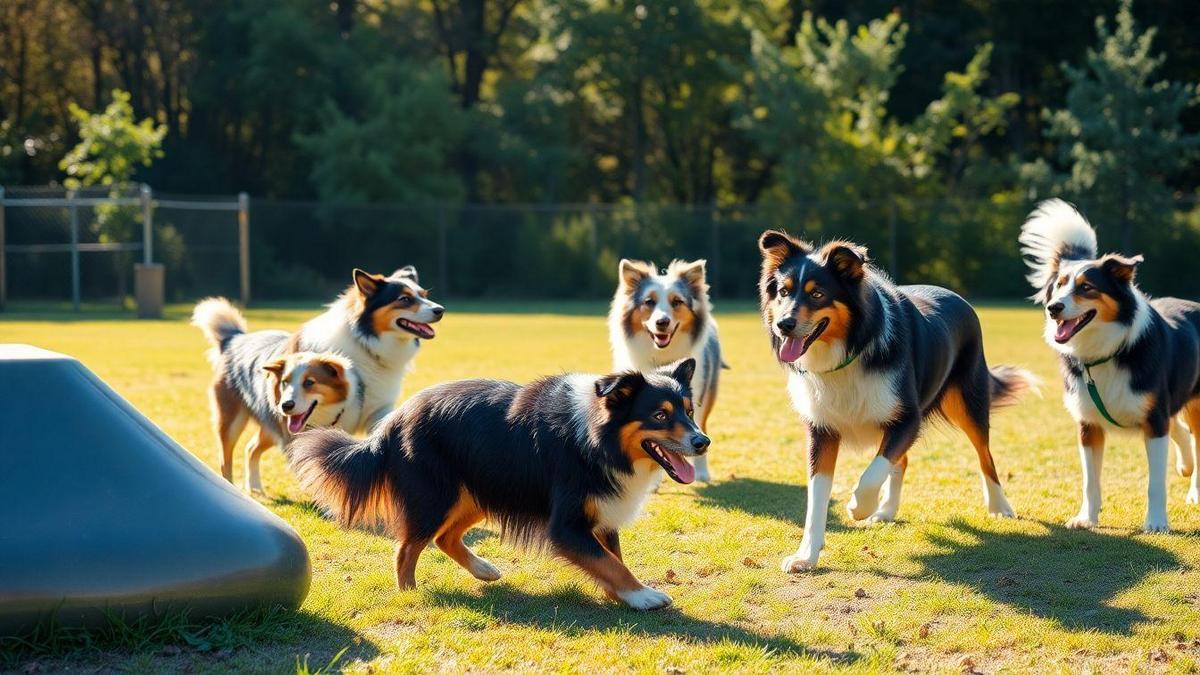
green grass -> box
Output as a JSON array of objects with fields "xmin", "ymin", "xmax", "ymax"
[{"xmin": 3, "ymin": 302, "xmax": 1200, "ymax": 673}]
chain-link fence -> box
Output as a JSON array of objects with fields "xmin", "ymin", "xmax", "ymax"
[{"xmin": 3, "ymin": 189, "xmax": 1199, "ymax": 309}]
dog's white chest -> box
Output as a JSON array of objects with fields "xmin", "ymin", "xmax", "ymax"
[
  {"xmin": 787, "ymin": 368, "xmax": 898, "ymax": 448},
  {"xmin": 590, "ymin": 460, "xmax": 662, "ymax": 531},
  {"xmin": 1064, "ymin": 362, "xmax": 1149, "ymax": 430}
]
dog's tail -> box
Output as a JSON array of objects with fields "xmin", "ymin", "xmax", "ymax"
[
  {"xmin": 1018, "ymin": 198, "xmax": 1098, "ymax": 292},
  {"xmin": 288, "ymin": 428, "xmax": 400, "ymax": 532},
  {"xmin": 191, "ymin": 297, "xmax": 247, "ymax": 354},
  {"xmin": 989, "ymin": 365, "xmax": 1040, "ymax": 409}
]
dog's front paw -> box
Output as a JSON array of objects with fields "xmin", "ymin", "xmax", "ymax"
[
  {"xmin": 846, "ymin": 490, "xmax": 879, "ymax": 522},
  {"xmin": 987, "ymin": 503, "xmax": 1017, "ymax": 519},
  {"xmin": 618, "ymin": 585, "xmax": 673, "ymax": 611},
  {"xmin": 1143, "ymin": 513, "xmax": 1170, "ymax": 533},
  {"xmin": 1177, "ymin": 457, "xmax": 1194, "ymax": 478},
  {"xmin": 468, "ymin": 557, "xmax": 502, "ymax": 582},
  {"xmin": 1065, "ymin": 514, "xmax": 1097, "ymax": 529},
  {"xmin": 866, "ymin": 510, "xmax": 896, "ymax": 524},
  {"xmin": 1187, "ymin": 486, "xmax": 1200, "ymax": 505},
  {"xmin": 780, "ymin": 542, "xmax": 821, "ymax": 573}
]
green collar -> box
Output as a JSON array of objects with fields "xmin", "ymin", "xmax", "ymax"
[
  {"xmin": 1079, "ymin": 353, "xmax": 1123, "ymax": 427},
  {"xmin": 799, "ymin": 349, "xmax": 860, "ymax": 376}
]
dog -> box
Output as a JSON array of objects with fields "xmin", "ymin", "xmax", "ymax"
[
  {"xmin": 1019, "ymin": 198, "xmax": 1200, "ymax": 532},
  {"xmin": 757, "ymin": 230, "xmax": 1033, "ymax": 571},
  {"xmin": 193, "ymin": 298, "xmax": 364, "ymax": 492},
  {"xmin": 192, "ymin": 266, "xmax": 443, "ymax": 488},
  {"xmin": 288, "ymin": 358, "xmax": 709, "ymax": 610},
  {"xmin": 609, "ymin": 259, "xmax": 723, "ymax": 482}
]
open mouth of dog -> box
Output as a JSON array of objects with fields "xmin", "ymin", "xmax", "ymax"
[
  {"xmin": 396, "ymin": 318, "xmax": 436, "ymax": 339},
  {"xmin": 642, "ymin": 439, "xmax": 695, "ymax": 484},
  {"xmin": 649, "ymin": 326, "xmax": 677, "ymax": 349},
  {"xmin": 287, "ymin": 401, "xmax": 317, "ymax": 433},
  {"xmin": 778, "ymin": 317, "xmax": 829, "ymax": 363},
  {"xmin": 1054, "ymin": 309, "xmax": 1095, "ymax": 344}
]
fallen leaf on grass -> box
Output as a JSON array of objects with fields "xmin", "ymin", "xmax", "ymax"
[
  {"xmin": 742, "ymin": 557, "xmax": 762, "ymax": 569},
  {"xmin": 854, "ymin": 588, "xmax": 867, "ymax": 599},
  {"xmin": 919, "ymin": 623, "xmax": 931, "ymax": 639}
]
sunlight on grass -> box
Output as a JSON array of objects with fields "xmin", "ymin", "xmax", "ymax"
[{"xmin": 3, "ymin": 302, "xmax": 1200, "ymax": 672}]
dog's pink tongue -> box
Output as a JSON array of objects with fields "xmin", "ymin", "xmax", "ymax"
[
  {"xmin": 664, "ymin": 450, "xmax": 695, "ymax": 484},
  {"xmin": 779, "ymin": 336, "xmax": 805, "ymax": 363},
  {"xmin": 1055, "ymin": 317, "xmax": 1081, "ymax": 342},
  {"xmin": 287, "ymin": 415, "xmax": 305, "ymax": 433}
]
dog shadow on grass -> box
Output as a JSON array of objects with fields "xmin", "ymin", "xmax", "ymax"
[
  {"xmin": 911, "ymin": 517, "xmax": 1180, "ymax": 636},
  {"xmin": 425, "ymin": 583, "xmax": 859, "ymax": 665}
]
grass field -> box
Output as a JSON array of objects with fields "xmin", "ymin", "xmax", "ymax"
[{"xmin": 3, "ymin": 301, "xmax": 1200, "ymax": 673}]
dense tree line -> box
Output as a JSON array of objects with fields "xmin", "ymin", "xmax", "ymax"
[{"xmin": 2, "ymin": 0, "xmax": 1199, "ymax": 299}]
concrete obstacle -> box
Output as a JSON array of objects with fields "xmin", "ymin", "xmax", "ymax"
[{"xmin": 0, "ymin": 345, "xmax": 310, "ymax": 634}]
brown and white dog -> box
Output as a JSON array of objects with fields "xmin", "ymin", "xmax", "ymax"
[
  {"xmin": 609, "ymin": 259, "xmax": 723, "ymax": 481},
  {"xmin": 758, "ymin": 231, "xmax": 1033, "ymax": 571},
  {"xmin": 191, "ymin": 266, "xmax": 443, "ymax": 490},
  {"xmin": 1020, "ymin": 199, "xmax": 1200, "ymax": 532}
]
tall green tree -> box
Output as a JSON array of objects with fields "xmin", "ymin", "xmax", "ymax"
[{"xmin": 1023, "ymin": 0, "xmax": 1200, "ymax": 252}]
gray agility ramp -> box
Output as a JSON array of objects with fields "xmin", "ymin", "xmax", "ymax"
[{"xmin": 0, "ymin": 345, "xmax": 310, "ymax": 634}]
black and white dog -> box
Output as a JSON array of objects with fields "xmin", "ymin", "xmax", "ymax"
[
  {"xmin": 758, "ymin": 231, "xmax": 1033, "ymax": 571},
  {"xmin": 1020, "ymin": 199, "xmax": 1200, "ymax": 531},
  {"xmin": 289, "ymin": 360, "xmax": 709, "ymax": 610},
  {"xmin": 609, "ymin": 259, "xmax": 723, "ymax": 481}
]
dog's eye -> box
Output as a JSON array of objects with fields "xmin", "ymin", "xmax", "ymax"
[
  {"xmin": 810, "ymin": 289, "xmax": 825, "ymax": 300},
  {"xmin": 303, "ymin": 378, "xmax": 315, "ymax": 388},
  {"xmin": 653, "ymin": 409, "xmax": 668, "ymax": 422},
  {"xmin": 778, "ymin": 287, "xmax": 790, "ymax": 298},
  {"xmin": 644, "ymin": 298, "xmax": 656, "ymax": 307},
  {"xmin": 1077, "ymin": 283, "xmax": 1093, "ymax": 293},
  {"xmin": 686, "ymin": 408, "xmax": 694, "ymax": 419},
  {"xmin": 397, "ymin": 296, "xmax": 413, "ymax": 306},
  {"xmin": 670, "ymin": 298, "xmax": 684, "ymax": 308}
]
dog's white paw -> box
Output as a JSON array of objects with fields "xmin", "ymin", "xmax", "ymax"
[
  {"xmin": 1187, "ymin": 486, "xmax": 1200, "ymax": 505},
  {"xmin": 988, "ymin": 503, "xmax": 1017, "ymax": 519},
  {"xmin": 846, "ymin": 489, "xmax": 879, "ymax": 521},
  {"xmin": 1065, "ymin": 514, "xmax": 1097, "ymax": 530},
  {"xmin": 780, "ymin": 542, "xmax": 820, "ymax": 573},
  {"xmin": 618, "ymin": 585, "xmax": 673, "ymax": 611},
  {"xmin": 694, "ymin": 467, "xmax": 712, "ymax": 483},
  {"xmin": 866, "ymin": 510, "xmax": 896, "ymax": 524},
  {"xmin": 468, "ymin": 557, "xmax": 502, "ymax": 582},
  {"xmin": 1176, "ymin": 458, "xmax": 1193, "ymax": 478},
  {"xmin": 1143, "ymin": 513, "xmax": 1170, "ymax": 534}
]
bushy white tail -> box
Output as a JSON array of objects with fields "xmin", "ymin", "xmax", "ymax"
[
  {"xmin": 1018, "ymin": 199, "xmax": 1098, "ymax": 290},
  {"xmin": 191, "ymin": 297, "xmax": 247, "ymax": 352}
]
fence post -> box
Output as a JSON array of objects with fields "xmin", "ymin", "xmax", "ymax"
[
  {"xmin": 436, "ymin": 205, "xmax": 449, "ymax": 298},
  {"xmin": 68, "ymin": 190, "xmax": 80, "ymax": 312},
  {"xmin": 888, "ymin": 201, "xmax": 899, "ymax": 282},
  {"xmin": 141, "ymin": 184, "xmax": 153, "ymax": 264},
  {"xmin": 586, "ymin": 203, "xmax": 598, "ymax": 296},
  {"xmin": 0, "ymin": 186, "xmax": 6, "ymax": 311},
  {"xmin": 238, "ymin": 192, "xmax": 250, "ymax": 306}
]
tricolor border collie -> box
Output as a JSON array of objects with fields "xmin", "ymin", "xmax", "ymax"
[
  {"xmin": 758, "ymin": 230, "xmax": 1033, "ymax": 571},
  {"xmin": 288, "ymin": 359, "xmax": 709, "ymax": 610},
  {"xmin": 1020, "ymin": 199, "xmax": 1200, "ymax": 532},
  {"xmin": 191, "ymin": 266, "xmax": 443, "ymax": 489},
  {"xmin": 609, "ymin": 259, "xmax": 723, "ymax": 481}
]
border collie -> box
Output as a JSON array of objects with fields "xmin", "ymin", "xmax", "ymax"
[
  {"xmin": 1020, "ymin": 199, "xmax": 1200, "ymax": 531},
  {"xmin": 193, "ymin": 298, "xmax": 363, "ymax": 492},
  {"xmin": 288, "ymin": 359, "xmax": 709, "ymax": 610},
  {"xmin": 758, "ymin": 230, "xmax": 1033, "ymax": 571},
  {"xmin": 609, "ymin": 259, "xmax": 723, "ymax": 481},
  {"xmin": 191, "ymin": 266, "xmax": 443, "ymax": 488}
]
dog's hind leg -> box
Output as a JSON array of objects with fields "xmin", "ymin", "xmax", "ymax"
[
  {"xmin": 1172, "ymin": 416, "xmax": 1193, "ymax": 478},
  {"xmin": 244, "ymin": 427, "xmax": 276, "ymax": 494},
  {"xmin": 211, "ymin": 379, "xmax": 249, "ymax": 483},
  {"xmin": 434, "ymin": 493, "xmax": 500, "ymax": 582},
  {"xmin": 394, "ymin": 536, "xmax": 431, "ymax": 590},
  {"xmin": 940, "ymin": 385, "xmax": 1015, "ymax": 518},
  {"xmin": 1184, "ymin": 402, "xmax": 1200, "ymax": 505}
]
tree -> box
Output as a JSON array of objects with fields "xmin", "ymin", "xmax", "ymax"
[
  {"xmin": 1023, "ymin": 0, "xmax": 1200, "ymax": 252},
  {"xmin": 60, "ymin": 89, "xmax": 165, "ymax": 191}
]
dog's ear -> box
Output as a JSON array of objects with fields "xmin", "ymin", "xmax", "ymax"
[
  {"xmin": 392, "ymin": 265, "xmax": 418, "ymax": 283},
  {"xmin": 1101, "ymin": 254, "xmax": 1142, "ymax": 284},
  {"xmin": 314, "ymin": 356, "xmax": 346, "ymax": 381},
  {"xmin": 669, "ymin": 358, "xmax": 696, "ymax": 389},
  {"xmin": 759, "ymin": 230, "xmax": 810, "ymax": 269},
  {"xmin": 262, "ymin": 357, "xmax": 287, "ymax": 379},
  {"xmin": 594, "ymin": 371, "xmax": 646, "ymax": 408},
  {"xmin": 619, "ymin": 259, "xmax": 654, "ymax": 288},
  {"xmin": 673, "ymin": 260, "xmax": 706, "ymax": 293},
  {"xmin": 821, "ymin": 242, "xmax": 868, "ymax": 283},
  {"xmin": 353, "ymin": 268, "xmax": 385, "ymax": 297}
]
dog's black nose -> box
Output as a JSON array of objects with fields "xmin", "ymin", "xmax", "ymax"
[
  {"xmin": 281, "ymin": 400, "xmax": 296, "ymax": 413},
  {"xmin": 431, "ymin": 305, "xmax": 445, "ymax": 318},
  {"xmin": 776, "ymin": 317, "xmax": 797, "ymax": 334},
  {"xmin": 691, "ymin": 434, "xmax": 711, "ymax": 454},
  {"xmin": 655, "ymin": 317, "xmax": 670, "ymax": 329},
  {"xmin": 1047, "ymin": 302, "xmax": 1065, "ymax": 318}
]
